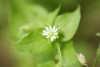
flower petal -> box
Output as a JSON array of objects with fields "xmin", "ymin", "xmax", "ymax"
[
  {"xmin": 54, "ymin": 32, "xmax": 58, "ymax": 35},
  {"xmin": 42, "ymin": 30, "xmax": 48, "ymax": 33},
  {"xmin": 42, "ymin": 32, "xmax": 48, "ymax": 36},
  {"xmin": 51, "ymin": 36, "xmax": 56, "ymax": 41},
  {"xmin": 54, "ymin": 28, "xmax": 57, "ymax": 32},
  {"xmin": 42, "ymin": 25, "xmax": 58, "ymax": 41},
  {"xmin": 42, "ymin": 30, "xmax": 49, "ymax": 35},
  {"xmin": 51, "ymin": 37, "xmax": 54, "ymax": 41},
  {"xmin": 46, "ymin": 26, "xmax": 50, "ymax": 32},
  {"xmin": 53, "ymin": 26, "xmax": 56, "ymax": 32},
  {"xmin": 46, "ymin": 35, "xmax": 50, "ymax": 38},
  {"xmin": 49, "ymin": 26, "xmax": 53, "ymax": 31}
]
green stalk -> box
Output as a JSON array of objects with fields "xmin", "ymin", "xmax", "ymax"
[
  {"xmin": 93, "ymin": 44, "xmax": 100, "ymax": 67},
  {"xmin": 56, "ymin": 43, "xmax": 62, "ymax": 67},
  {"xmin": 93, "ymin": 56, "xmax": 98, "ymax": 67}
]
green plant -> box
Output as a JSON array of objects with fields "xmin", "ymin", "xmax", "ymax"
[{"xmin": 9, "ymin": 0, "xmax": 83, "ymax": 67}]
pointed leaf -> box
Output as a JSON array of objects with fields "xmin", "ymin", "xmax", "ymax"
[
  {"xmin": 54, "ymin": 6, "xmax": 81, "ymax": 41},
  {"xmin": 9, "ymin": 3, "xmax": 48, "ymax": 40},
  {"xmin": 62, "ymin": 41, "xmax": 82, "ymax": 67},
  {"xmin": 46, "ymin": 5, "xmax": 61, "ymax": 25},
  {"xmin": 13, "ymin": 29, "xmax": 57, "ymax": 64}
]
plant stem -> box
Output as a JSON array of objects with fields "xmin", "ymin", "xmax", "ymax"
[
  {"xmin": 93, "ymin": 43, "xmax": 100, "ymax": 67},
  {"xmin": 57, "ymin": 43, "xmax": 62, "ymax": 63},
  {"xmin": 93, "ymin": 55, "xmax": 98, "ymax": 67},
  {"xmin": 56, "ymin": 43, "xmax": 62, "ymax": 67}
]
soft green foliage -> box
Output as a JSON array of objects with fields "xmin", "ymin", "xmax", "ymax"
[
  {"xmin": 9, "ymin": 3, "xmax": 48, "ymax": 40},
  {"xmin": 46, "ymin": 5, "xmax": 61, "ymax": 25},
  {"xmin": 9, "ymin": 0, "xmax": 82, "ymax": 67},
  {"xmin": 62, "ymin": 41, "xmax": 82, "ymax": 67},
  {"xmin": 14, "ymin": 29, "xmax": 57, "ymax": 63},
  {"xmin": 54, "ymin": 6, "xmax": 81, "ymax": 41}
]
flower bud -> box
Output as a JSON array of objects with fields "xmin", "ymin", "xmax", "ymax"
[{"xmin": 78, "ymin": 53, "xmax": 87, "ymax": 65}]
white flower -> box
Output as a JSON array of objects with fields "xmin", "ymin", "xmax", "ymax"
[
  {"xmin": 42, "ymin": 26, "xmax": 58, "ymax": 41},
  {"xmin": 78, "ymin": 53, "xmax": 87, "ymax": 66}
]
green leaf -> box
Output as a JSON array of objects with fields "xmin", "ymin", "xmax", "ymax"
[
  {"xmin": 13, "ymin": 29, "xmax": 57, "ymax": 64},
  {"xmin": 13, "ymin": 51, "xmax": 36, "ymax": 67},
  {"xmin": 46, "ymin": 5, "xmax": 61, "ymax": 25},
  {"xmin": 9, "ymin": 2, "xmax": 61, "ymax": 41},
  {"xmin": 54, "ymin": 6, "xmax": 81, "ymax": 41},
  {"xmin": 62, "ymin": 41, "xmax": 82, "ymax": 67},
  {"xmin": 9, "ymin": 3, "xmax": 48, "ymax": 40},
  {"xmin": 37, "ymin": 60, "xmax": 55, "ymax": 67}
]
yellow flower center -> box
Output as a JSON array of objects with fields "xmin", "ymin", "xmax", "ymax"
[{"xmin": 49, "ymin": 32, "xmax": 55, "ymax": 37}]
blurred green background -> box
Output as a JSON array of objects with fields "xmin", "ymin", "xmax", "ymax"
[{"xmin": 0, "ymin": 0, "xmax": 100, "ymax": 67}]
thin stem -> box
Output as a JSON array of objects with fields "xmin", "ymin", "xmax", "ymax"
[
  {"xmin": 56, "ymin": 43, "xmax": 62, "ymax": 67},
  {"xmin": 93, "ymin": 43, "xmax": 100, "ymax": 67},
  {"xmin": 57, "ymin": 43, "xmax": 62, "ymax": 62},
  {"xmin": 93, "ymin": 56, "xmax": 98, "ymax": 67}
]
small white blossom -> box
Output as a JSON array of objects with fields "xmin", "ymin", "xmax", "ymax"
[
  {"xmin": 78, "ymin": 53, "xmax": 87, "ymax": 66},
  {"xmin": 42, "ymin": 26, "xmax": 58, "ymax": 41}
]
